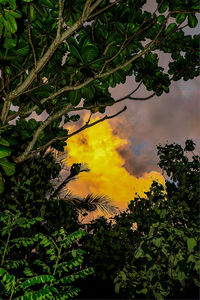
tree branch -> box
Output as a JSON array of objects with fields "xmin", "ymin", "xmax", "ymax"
[
  {"xmin": 14, "ymin": 103, "xmax": 73, "ymax": 163},
  {"xmin": 89, "ymin": 0, "xmax": 104, "ymax": 15},
  {"xmin": 88, "ymin": 0, "xmax": 122, "ymax": 20},
  {"xmin": 97, "ymin": 13, "xmax": 170, "ymax": 79},
  {"xmin": 27, "ymin": 3, "xmax": 37, "ymax": 67},
  {"xmin": 57, "ymin": 0, "xmax": 64, "ymax": 39},
  {"xmin": 20, "ymin": 77, "xmax": 94, "ymax": 117},
  {"xmin": 82, "ymin": 0, "xmax": 93, "ymax": 19},
  {"xmin": 115, "ymin": 92, "xmax": 156, "ymax": 103},
  {"xmin": 67, "ymin": 105, "xmax": 127, "ymax": 139},
  {"xmin": 16, "ymin": 106, "xmax": 127, "ymax": 162},
  {"xmin": 1, "ymin": 12, "xmax": 86, "ymax": 124}
]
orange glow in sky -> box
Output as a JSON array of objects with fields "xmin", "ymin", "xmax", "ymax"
[{"xmin": 64, "ymin": 115, "xmax": 165, "ymax": 211}]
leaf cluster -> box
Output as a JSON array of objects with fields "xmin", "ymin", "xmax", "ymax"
[{"xmin": 0, "ymin": 210, "xmax": 93, "ymax": 299}]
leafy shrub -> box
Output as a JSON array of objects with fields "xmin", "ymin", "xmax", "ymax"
[{"xmin": 0, "ymin": 210, "xmax": 93, "ymax": 299}]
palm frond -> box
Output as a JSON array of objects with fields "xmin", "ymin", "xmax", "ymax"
[{"xmin": 64, "ymin": 193, "xmax": 117, "ymax": 215}]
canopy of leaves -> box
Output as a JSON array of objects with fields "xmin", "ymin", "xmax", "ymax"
[{"xmin": 0, "ymin": 0, "xmax": 199, "ymax": 193}]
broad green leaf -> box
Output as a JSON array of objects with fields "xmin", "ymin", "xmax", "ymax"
[
  {"xmin": 158, "ymin": 1, "xmax": 168, "ymax": 13},
  {"xmin": 3, "ymin": 37, "xmax": 17, "ymax": 49},
  {"xmin": 20, "ymin": 275, "xmax": 55, "ymax": 288},
  {"xmin": 187, "ymin": 238, "xmax": 197, "ymax": 252},
  {"xmin": 0, "ymin": 145, "xmax": 11, "ymax": 158},
  {"xmin": 4, "ymin": 13, "xmax": 17, "ymax": 33},
  {"xmin": 165, "ymin": 23, "xmax": 176, "ymax": 34},
  {"xmin": 0, "ymin": 138, "xmax": 9, "ymax": 146},
  {"xmin": 17, "ymin": 45, "xmax": 30, "ymax": 56},
  {"xmin": 177, "ymin": 271, "xmax": 185, "ymax": 285},
  {"xmin": 115, "ymin": 282, "xmax": 121, "ymax": 293},
  {"xmin": 135, "ymin": 247, "xmax": 144, "ymax": 258},
  {"xmin": 152, "ymin": 238, "xmax": 161, "ymax": 247},
  {"xmin": 22, "ymin": 0, "xmax": 33, "ymax": 2},
  {"xmin": 176, "ymin": 13, "xmax": 186, "ymax": 24},
  {"xmin": 82, "ymin": 45, "xmax": 99, "ymax": 63},
  {"xmin": 69, "ymin": 44, "xmax": 83, "ymax": 61},
  {"xmin": 0, "ymin": 158, "xmax": 15, "ymax": 175},
  {"xmin": 157, "ymin": 15, "xmax": 165, "ymax": 24},
  {"xmin": 68, "ymin": 90, "xmax": 82, "ymax": 106},
  {"xmin": 0, "ymin": 268, "xmax": 6, "ymax": 276},
  {"xmin": 188, "ymin": 14, "xmax": 198, "ymax": 28}
]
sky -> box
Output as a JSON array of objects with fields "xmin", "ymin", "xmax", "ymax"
[{"xmin": 63, "ymin": 73, "xmax": 199, "ymax": 217}]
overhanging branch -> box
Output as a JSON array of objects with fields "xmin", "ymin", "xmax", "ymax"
[{"xmin": 17, "ymin": 106, "xmax": 127, "ymax": 162}]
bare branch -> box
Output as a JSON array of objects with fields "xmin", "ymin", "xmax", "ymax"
[
  {"xmin": 89, "ymin": 0, "xmax": 104, "ymax": 15},
  {"xmin": 67, "ymin": 105, "xmax": 127, "ymax": 139},
  {"xmin": 115, "ymin": 92, "xmax": 156, "ymax": 103},
  {"xmin": 82, "ymin": 0, "xmax": 93, "ymax": 19}
]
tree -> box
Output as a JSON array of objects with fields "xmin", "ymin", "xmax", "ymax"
[
  {"xmin": 79, "ymin": 140, "xmax": 200, "ymax": 299},
  {"xmin": 0, "ymin": 0, "xmax": 199, "ymax": 193}
]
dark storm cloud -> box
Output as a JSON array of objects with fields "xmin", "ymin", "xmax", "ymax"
[{"xmin": 108, "ymin": 76, "xmax": 200, "ymax": 177}]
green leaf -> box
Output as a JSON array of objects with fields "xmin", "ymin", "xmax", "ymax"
[
  {"xmin": 177, "ymin": 271, "xmax": 185, "ymax": 285},
  {"xmin": 22, "ymin": 0, "xmax": 33, "ymax": 2},
  {"xmin": 137, "ymin": 288, "xmax": 148, "ymax": 294},
  {"xmin": 0, "ymin": 145, "xmax": 11, "ymax": 158},
  {"xmin": 20, "ymin": 275, "xmax": 55, "ymax": 288},
  {"xmin": 188, "ymin": 14, "xmax": 198, "ymax": 28},
  {"xmin": 0, "ymin": 158, "xmax": 15, "ymax": 176},
  {"xmin": 69, "ymin": 44, "xmax": 83, "ymax": 61},
  {"xmin": 8, "ymin": 0, "xmax": 16, "ymax": 9},
  {"xmin": 82, "ymin": 45, "xmax": 99, "ymax": 63},
  {"xmin": 187, "ymin": 238, "xmax": 197, "ymax": 252},
  {"xmin": 4, "ymin": 13, "xmax": 17, "ymax": 33},
  {"xmin": 115, "ymin": 282, "xmax": 121, "ymax": 293},
  {"xmin": 176, "ymin": 13, "xmax": 186, "ymax": 24},
  {"xmin": 0, "ymin": 138, "xmax": 9, "ymax": 146},
  {"xmin": 0, "ymin": 268, "xmax": 6, "ymax": 276},
  {"xmin": 17, "ymin": 45, "xmax": 30, "ymax": 56},
  {"xmin": 68, "ymin": 90, "xmax": 82, "ymax": 106},
  {"xmin": 135, "ymin": 247, "xmax": 144, "ymax": 259},
  {"xmin": 165, "ymin": 23, "xmax": 176, "ymax": 34},
  {"xmin": 3, "ymin": 37, "xmax": 17, "ymax": 49},
  {"xmin": 152, "ymin": 238, "xmax": 161, "ymax": 247},
  {"xmin": 158, "ymin": 1, "xmax": 168, "ymax": 13},
  {"xmin": 157, "ymin": 15, "xmax": 165, "ymax": 24}
]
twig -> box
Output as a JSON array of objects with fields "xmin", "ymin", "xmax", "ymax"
[
  {"xmin": 115, "ymin": 92, "xmax": 156, "ymax": 103},
  {"xmin": 27, "ymin": 3, "xmax": 37, "ymax": 66},
  {"xmin": 85, "ymin": 111, "xmax": 92, "ymax": 125},
  {"xmin": 89, "ymin": 0, "xmax": 104, "ymax": 15},
  {"xmin": 82, "ymin": 0, "xmax": 93, "ymax": 19},
  {"xmin": 67, "ymin": 105, "xmax": 127, "ymax": 139}
]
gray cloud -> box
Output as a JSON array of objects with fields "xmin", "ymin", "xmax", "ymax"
[{"xmin": 108, "ymin": 76, "xmax": 200, "ymax": 177}]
